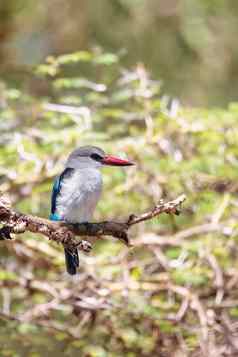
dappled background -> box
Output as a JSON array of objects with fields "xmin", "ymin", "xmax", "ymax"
[
  {"xmin": 2, "ymin": 0, "xmax": 238, "ymax": 106},
  {"xmin": 1, "ymin": 1, "xmax": 238, "ymax": 357}
]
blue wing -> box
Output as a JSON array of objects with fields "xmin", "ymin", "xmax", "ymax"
[
  {"xmin": 50, "ymin": 177, "xmax": 61, "ymax": 220},
  {"xmin": 49, "ymin": 168, "xmax": 74, "ymax": 221},
  {"xmin": 49, "ymin": 167, "xmax": 78, "ymax": 274}
]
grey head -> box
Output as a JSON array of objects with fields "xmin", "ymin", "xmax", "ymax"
[{"xmin": 65, "ymin": 145, "xmax": 134, "ymax": 169}]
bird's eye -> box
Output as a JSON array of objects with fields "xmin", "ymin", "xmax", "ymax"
[{"xmin": 90, "ymin": 153, "xmax": 103, "ymax": 161}]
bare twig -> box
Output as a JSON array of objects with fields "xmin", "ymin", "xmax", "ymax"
[
  {"xmin": 205, "ymin": 253, "xmax": 224, "ymax": 305},
  {"xmin": 134, "ymin": 221, "xmax": 231, "ymax": 248},
  {"xmin": 0, "ymin": 194, "xmax": 186, "ymax": 251},
  {"xmin": 127, "ymin": 194, "xmax": 186, "ymax": 226}
]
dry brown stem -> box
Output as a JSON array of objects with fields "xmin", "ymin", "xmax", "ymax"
[{"xmin": 0, "ymin": 194, "xmax": 186, "ymax": 251}]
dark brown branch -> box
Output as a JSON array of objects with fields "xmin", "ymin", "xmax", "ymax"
[{"xmin": 0, "ymin": 194, "xmax": 186, "ymax": 251}]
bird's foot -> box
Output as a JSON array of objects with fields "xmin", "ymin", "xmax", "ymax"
[{"xmin": 78, "ymin": 240, "xmax": 92, "ymax": 253}]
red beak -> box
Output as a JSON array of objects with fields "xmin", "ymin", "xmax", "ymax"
[{"xmin": 102, "ymin": 155, "xmax": 134, "ymax": 166}]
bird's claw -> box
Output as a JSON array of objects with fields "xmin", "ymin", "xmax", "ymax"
[{"xmin": 78, "ymin": 240, "xmax": 92, "ymax": 253}]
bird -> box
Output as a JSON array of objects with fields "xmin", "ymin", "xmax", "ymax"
[{"xmin": 50, "ymin": 145, "xmax": 134, "ymax": 275}]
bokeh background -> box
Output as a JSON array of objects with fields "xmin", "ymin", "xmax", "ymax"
[
  {"xmin": 1, "ymin": 1, "xmax": 238, "ymax": 356},
  {"xmin": 2, "ymin": 0, "xmax": 238, "ymax": 106}
]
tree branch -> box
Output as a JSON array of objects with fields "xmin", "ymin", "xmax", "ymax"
[{"xmin": 0, "ymin": 194, "xmax": 186, "ymax": 251}]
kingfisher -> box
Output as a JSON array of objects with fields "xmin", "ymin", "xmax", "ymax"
[{"xmin": 50, "ymin": 146, "xmax": 134, "ymax": 275}]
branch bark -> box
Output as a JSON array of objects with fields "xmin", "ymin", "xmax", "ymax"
[{"xmin": 0, "ymin": 194, "xmax": 186, "ymax": 251}]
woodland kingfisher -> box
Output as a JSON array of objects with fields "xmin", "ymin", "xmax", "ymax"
[{"xmin": 50, "ymin": 146, "xmax": 134, "ymax": 275}]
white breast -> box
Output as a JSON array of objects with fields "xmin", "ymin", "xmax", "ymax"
[{"xmin": 56, "ymin": 168, "xmax": 102, "ymax": 223}]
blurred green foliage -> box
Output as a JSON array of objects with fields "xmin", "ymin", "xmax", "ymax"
[
  {"xmin": 1, "ymin": 0, "xmax": 238, "ymax": 105},
  {"xmin": 0, "ymin": 50, "xmax": 238, "ymax": 356}
]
